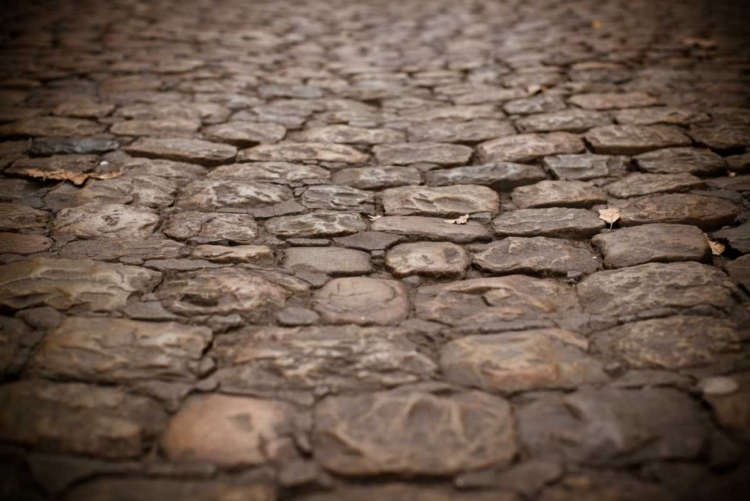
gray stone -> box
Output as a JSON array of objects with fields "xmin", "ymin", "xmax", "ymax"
[
  {"xmin": 59, "ymin": 239, "xmax": 185, "ymax": 261},
  {"xmin": 301, "ymin": 185, "xmax": 375, "ymax": 213},
  {"xmin": 689, "ymin": 123, "xmax": 750, "ymax": 151},
  {"xmin": 30, "ymin": 137, "xmax": 120, "ymax": 156},
  {"xmin": 614, "ymin": 107, "xmax": 710, "ymax": 126},
  {"xmin": 704, "ymin": 371, "xmax": 750, "ymax": 441},
  {"xmin": 569, "ymin": 92, "xmax": 659, "ymax": 110},
  {"xmin": 714, "ymin": 222, "xmax": 750, "ymax": 254},
  {"xmin": 313, "ymin": 277, "xmax": 409, "ymax": 325},
  {"xmin": 382, "ymin": 185, "xmax": 499, "ymax": 217},
  {"xmin": 52, "ymin": 203, "xmax": 159, "ymax": 239},
  {"xmin": 635, "ymin": 147, "xmax": 726, "ymax": 175},
  {"xmin": 238, "ymin": 142, "xmax": 369, "ymax": 164},
  {"xmin": 493, "ymin": 208, "xmax": 605, "ymax": 239},
  {"xmin": 503, "ymin": 94, "xmax": 566, "ymax": 115},
  {"xmin": 517, "ymin": 109, "xmax": 611, "ymax": 133},
  {"xmin": 203, "ymin": 121, "xmax": 287, "ymax": 146},
  {"xmin": 284, "ymin": 247, "xmax": 372, "ymax": 275},
  {"xmin": 585, "ymin": 125, "xmax": 692, "ymax": 155},
  {"xmin": 477, "ymin": 132, "xmax": 584, "ymax": 163},
  {"xmin": 407, "ymin": 120, "xmax": 516, "ymax": 143},
  {"xmin": 334, "ymin": 231, "xmax": 405, "ymax": 251},
  {"xmin": 162, "ymin": 211, "xmax": 258, "ymax": 243},
  {"xmin": 275, "ymin": 307, "xmax": 319, "ymax": 326},
  {"xmin": 0, "ymin": 203, "xmax": 49, "ymax": 231},
  {"xmin": 386, "ymin": 242, "xmax": 469, "ymax": 278},
  {"xmin": 512, "ymin": 180, "xmax": 607, "ymax": 208},
  {"xmin": 605, "ymin": 173, "xmax": 703, "ymax": 198},
  {"xmin": 543, "ymin": 154, "xmax": 627, "ymax": 180},
  {"xmin": 371, "ymin": 216, "xmax": 491, "ymax": 243},
  {"xmin": 297, "ymin": 125, "xmax": 404, "ymax": 144},
  {"xmin": 726, "ymin": 254, "xmax": 750, "ymax": 289},
  {"xmin": 175, "ymin": 179, "xmax": 292, "ymax": 210},
  {"xmin": 373, "ymin": 143, "xmax": 472, "ymax": 165},
  {"xmin": 208, "ymin": 162, "xmax": 330, "ymax": 186},
  {"xmin": 618, "ymin": 194, "xmax": 738, "ymax": 231},
  {"xmin": 110, "ymin": 118, "xmax": 201, "ymax": 136},
  {"xmin": 124, "ymin": 138, "xmax": 237, "ymax": 166},
  {"xmin": 425, "ymin": 162, "xmax": 546, "ymax": 191},
  {"xmin": 332, "ymin": 166, "xmax": 421, "ymax": 190},
  {"xmin": 473, "ymin": 237, "xmax": 600, "ymax": 276},
  {"xmin": 266, "ymin": 211, "xmax": 366, "ymax": 238}
]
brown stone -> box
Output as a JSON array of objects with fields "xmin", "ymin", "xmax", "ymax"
[
  {"xmin": 408, "ymin": 120, "xmax": 516, "ymax": 143},
  {"xmin": 52, "ymin": 203, "xmax": 159, "ymax": 239},
  {"xmin": 0, "ymin": 232, "xmax": 52, "ymax": 254},
  {"xmin": 425, "ymin": 163, "xmax": 546, "ymax": 192},
  {"xmin": 614, "ymin": 107, "xmax": 710, "ymax": 125},
  {"xmin": 704, "ymin": 371, "xmax": 750, "ymax": 441},
  {"xmin": 473, "ymin": 237, "xmax": 599, "ymax": 276},
  {"xmin": 511, "ymin": 180, "xmax": 606, "ymax": 209},
  {"xmin": 0, "ymin": 117, "xmax": 105, "ymax": 137},
  {"xmin": 492, "ymin": 208, "xmax": 604, "ymax": 239},
  {"xmin": 618, "ymin": 194, "xmax": 738, "ymax": 231},
  {"xmin": 371, "ymin": 216, "xmax": 491, "ymax": 243},
  {"xmin": 175, "ymin": 179, "xmax": 292, "ymax": 210},
  {"xmin": 635, "ymin": 147, "xmax": 726, "ymax": 176},
  {"xmin": 298, "ymin": 125, "xmax": 405, "ymax": 144},
  {"xmin": 569, "ymin": 92, "xmax": 659, "ymax": 110},
  {"xmin": 191, "ymin": 245, "xmax": 273, "ymax": 264},
  {"xmin": 585, "ymin": 125, "xmax": 691, "ymax": 155},
  {"xmin": 266, "ymin": 211, "xmax": 366, "ymax": 238},
  {"xmin": 64, "ymin": 478, "xmax": 275, "ymax": 501},
  {"xmin": 297, "ymin": 484, "xmax": 511, "ymax": 501},
  {"xmin": 110, "ymin": 118, "xmax": 201, "ymax": 137},
  {"xmin": 517, "ymin": 110, "xmax": 612, "ymax": 133},
  {"xmin": 604, "ymin": 173, "xmax": 703, "ymax": 198},
  {"xmin": 208, "ymin": 162, "xmax": 330, "ymax": 186},
  {"xmin": 382, "ymin": 185, "xmax": 499, "ymax": 217},
  {"xmin": 373, "ymin": 142, "xmax": 473, "ymax": 165},
  {"xmin": 124, "ymin": 138, "xmax": 237, "ymax": 166},
  {"xmin": 284, "ymin": 247, "xmax": 372, "ymax": 275},
  {"xmin": 300, "ymin": 185, "xmax": 375, "ymax": 213},
  {"xmin": 238, "ymin": 142, "xmax": 369, "ymax": 164},
  {"xmin": 0, "ymin": 203, "xmax": 49, "ymax": 231},
  {"xmin": 59, "ymin": 239, "xmax": 185, "ymax": 261},
  {"xmin": 162, "ymin": 211, "xmax": 258, "ymax": 243},
  {"xmin": 477, "ymin": 133, "xmax": 584, "ymax": 163},
  {"xmin": 713, "ymin": 221, "xmax": 750, "ymax": 254},
  {"xmin": 386, "ymin": 242, "xmax": 469, "ymax": 278},
  {"xmin": 332, "ymin": 166, "xmax": 421, "ymax": 190},
  {"xmin": 542, "ymin": 154, "xmax": 627, "ymax": 181},
  {"xmin": 726, "ymin": 254, "xmax": 750, "ymax": 290},
  {"xmin": 313, "ymin": 277, "xmax": 409, "ymax": 325},
  {"xmin": 203, "ymin": 121, "xmax": 287, "ymax": 146}
]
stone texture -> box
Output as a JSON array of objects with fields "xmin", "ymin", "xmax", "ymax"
[
  {"xmin": 298, "ymin": 125, "xmax": 404, "ymax": 144},
  {"xmin": 371, "ymin": 216, "xmax": 491, "ymax": 242},
  {"xmin": 618, "ymin": 194, "xmax": 739, "ymax": 231},
  {"xmin": 266, "ymin": 211, "xmax": 366, "ymax": 238},
  {"xmin": 511, "ymin": 180, "xmax": 606, "ymax": 208},
  {"xmin": 408, "ymin": 119, "xmax": 516, "ymax": 142},
  {"xmin": 176, "ymin": 179, "xmax": 292, "ymax": 210},
  {"xmin": 382, "ymin": 185, "xmax": 499, "ymax": 217},
  {"xmin": 59, "ymin": 239, "xmax": 185, "ymax": 261},
  {"xmin": 214, "ymin": 325, "xmax": 437, "ymax": 392},
  {"xmin": 543, "ymin": 154, "xmax": 627, "ymax": 180},
  {"xmin": 517, "ymin": 109, "xmax": 611, "ymax": 133},
  {"xmin": 203, "ymin": 121, "xmax": 287, "ymax": 146},
  {"xmin": 238, "ymin": 142, "xmax": 369, "ymax": 164},
  {"xmin": 0, "ymin": 316, "xmax": 41, "ymax": 378},
  {"xmin": 477, "ymin": 133, "xmax": 584, "ymax": 163},
  {"xmin": 332, "ymin": 166, "xmax": 421, "ymax": 190},
  {"xmin": 592, "ymin": 224, "xmax": 711, "ymax": 268},
  {"xmin": 124, "ymin": 138, "xmax": 237, "ymax": 166},
  {"xmin": 300, "ymin": 185, "xmax": 374, "ymax": 212},
  {"xmin": 284, "ymin": 247, "xmax": 372, "ymax": 275},
  {"xmin": 30, "ymin": 137, "xmax": 120, "ymax": 156},
  {"xmin": 727, "ymin": 254, "xmax": 750, "ymax": 290},
  {"xmin": 64, "ymin": 478, "xmax": 275, "ymax": 501},
  {"xmin": 569, "ymin": 92, "xmax": 659, "ymax": 110},
  {"xmin": 689, "ymin": 123, "xmax": 750, "ymax": 151},
  {"xmin": 373, "ymin": 143, "xmax": 473, "ymax": 165},
  {"xmin": 0, "ymin": 232, "xmax": 52, "ymax": 254},
  {"xmin": 585, "ymin": 125, "xmax": 691, "ymax": 155},
  {"xmin": 0, "ymin": 117, "xmax": 106, "ymax": 137},
  {"xmin": 473, "ymin": 237, "xmax": 600, "ymax": 276},
  {"xmin": 713, "ymin": 222, "xmax": 750, "ymax": 254},
  {"xmin": 604, "ymin": 173, "xmax": 703, "ymax": 198},
  {"xmin": 52, "ymin": 203, "xmax": 159, "ymax": 239},
  {"xmin": 313, "ymin": 277, "xmax": 409, "ymax": 325},
  {"xmin": 704, "ymin": 371, "xmax": 750, "ymax": 441},
  {"xmin": 0, "ymin": 203, "xmax": 49, "ymax": 230},
  {"xmin": 425, "ymin": 163, "xmax": 546, "ymax": 191},
  {"xmin": 0, "ymin": 258, "xmax": 160, "ymax": 311},
  {"xmin": 441, "ymin": 329, "xmax": 607, "ymax": 393},
  {"xmin": 577, "ymin": 262, "xmax": 738, "ymax": 318},
  {"xmin": 314, "ymin": 391, "xmax": 517, "ymax": 475},
  {"xmin": 110, "ymin": 118, "xmax": 201, "ymax": 136},
  {"xmin": 614, "ymin": 107, "xmax": 710, "ymax": 125},
  {"xmin": 162, "ymin": 211, "xmax": 258, "ymax": 243},
  {"xmin": 297, "ymin": 484, "xmax": 512, "ymax": 501},
  {"xmin": 333, "ymin": 231, "xmax": 405, "ymax": 250},
  {"xmin": 209, "ymin": 162, "xmax": 330, "ymax": 186},
  {"xmin": 386, "ymin": 242, "xmax": 469, "ymax": 278},
  {"xmin": 161, "ymin": 394, "xmax": 298, "ymax": 466},
  {"xmin": 635, "ymin": 147, "xmax": 726, "ymax": 175},
  {"xmin": 493, "ymin": 208, "xmax": 604, "ymax": 239},
  {"xmin": 191, "ymin": 245, "xmax": 273, "ymax": 264},
  {"xmin": 44, "ymin": 174, "xmax": 178, "ymax": 210},
  {"xmin": 504, "ymin": 94, "xmax": 566, "ymax": 115},
  {"xmin": 0, "ymin": 380, "xmax": 166, "ymax": 459}
]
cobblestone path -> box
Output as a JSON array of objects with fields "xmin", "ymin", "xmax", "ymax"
[{"xmin": 1, "ymin": 0, "xmax": 750, "ymax": 499}]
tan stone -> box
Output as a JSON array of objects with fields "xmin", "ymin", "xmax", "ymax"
[
  {"xmin": 313, "ymin": 277, "xmax": 409, "ymax": 325},
  {"xmin": 386, "ymin": 242, "xmax": 469, "ymax": 278}
]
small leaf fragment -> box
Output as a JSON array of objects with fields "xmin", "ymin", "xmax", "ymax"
[
  {"xmin": 705, "ymin": 234, "xmax": 725, "ymax": 256},
  {"xmin": 444, "ymin": 214, "xmax": 469, "ymax": 225},
  {"xmin": 598, "ymin": 207, "xmax": 621, "ymax": 231}
]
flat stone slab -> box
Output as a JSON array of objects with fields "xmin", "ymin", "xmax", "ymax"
[
  {"xmin": 156, "ymin": 268, "xmax": 295, "ymax": 320},
  {"xmin": 503, "ymin": 94, "xmax": 566, "ymax": 115},
  {"xmin": 477, "ymin": 132, "xmax": 584, "ymax": 163},
  {"xmin": 0, "ymin": 317, "xmax": 39, "ymax": 378},
  {"xmin": 373, "ymin": 142, "xmax": 472, "ymax": 165},
  {"xmin": 298, "ymin": 125, "xmax": 404, "ymax": 144},
  {"xmin": 635, "ymin": 147, "xmax": 726, "ymax": 175},
  {"xmin": 618, "ymin": 194, "xmax": 739, "ymax": 231},
  {"xmin": 0, "ymin": 117, "xmax": 106, "ymax": 137},
  {"xmin": 44, "ymin": 174, "xmax": 179, "ymax": 210},
  {"xmin": 191, "ymin": 245, "xmax": 273, "ymax": 264},
  {"xmin": 0, "ymin": 203, "xmax": 50, "ymax": 231},
  {"xmin": 266, "ymin": 211, "xmax": 366, "ymax": 238},
  {"xmin": 313, "ymin": 391, "xmax": 516, "ymax": 475},
  {"xmin": 416, "ymin": 275, "xmax": 579, "ymax": 327},
  {"xmin": 407, "ymin": 119, "xmax": 516, "ymax": 142},
  {"xmin": 124, "ymin": 137, "xmax": 237, "ymax": 166},
  {"xmin": 511, "ymin": 180, "xmax": 607, "ymax": 208},
  {"xmin": 543, "ymin": 154, "xmax": 627, "ymax": 180},
  {"xmin": 714, "ymin": 221, "xmax": 750, "ymax": 254},
  {"xmin": 29, "ymin": 317, "xmax": 212, "ymax": 383},
  {"xmin": 382, "ymin": 185, "xmax": 499, "ymax": 217},
  {"xmin": 441, "ymin": 329, "xmax": 607, "ymax": 393},
  {"xmin": 517, "ymin": 388, "xmax": 708, "ymax": 465},
  {"xmin": 333, "ymin": 231, "xmax": 405, "ymax": 251},
  {"xmin": 297, "ymin": 484, "xmax": 511, "ymax": 501},
  {"xmin": 284, "ymin": 247, "xmax": 372, "ymax": 275},
  {"xmin": 213, "ymin": 325, "xmax": 437, "ymax": 392},
  {"xmin": 569, "ymin": 92, "xmax": 659, "ymax": 110},
  {"xmin": 493, "ymin": 208, "xmax": 605, "ymax": 239},
  {"xmin": 203, "ymin": 121, "xmax": 287, "ymax": 146},
  {"xmin": 577, "ymin": 262, "xmax": 738, "ymax": 318},
  {"xmin": 332, "ymin": 166, "xmax": 421, "ymax": 190},
  {"xmin": 614, "ymin": 107, "xmax": 710, "ymax": 125},
  {"xmin": 517, "ymin": 109, "xmax": 612, "ymax": 133},
  {"xmin": 473, "ymin": 237, "xmax": 600, "ymax": 276},
  {"xmin": 59, "ymin": 239, "xmax": 185, "ymax": 261},
  {"xmin": 110, "ymin": 118, "xmax": 201, "ymax": 136},
  {"xmin": 313, "ymin": 277, "xmax": 409, "ymax": 325},
  {"xmin": 386, "ymin": 242, "xmax": 469, "ymax": 278},
  {"xmin": 161, "ymin": 394, "xmax": 298, "ymax": 466},
  {"xmin": 425, "ymin": 162, "xmax": 546, "ymax": 191},
  {"xmin": 0, "ymin": 232, "xmax": 52, "ymax": 255},
  {"xmin": 65, "ymin": 479, "xmax": 274, "ymax": 501},
  {"xmin": 371, "ymin": 216, "xmax": 491, "ymax": 242},
  {"xmin": 238, "ymin": 142, "xmax": 369, "ymax": 164},
  {"xmin": 689, "ymin": 123, "xmax": 750, "ymax": 151},
  {"xmin": 604, "ymin": 173, "xmax": 703, "ymax": 198},
  {"xmin": 592, "ymin": 223, "xmax": 711, "ymax": 268},
  {"xmin": 592, "ymin": 315, "xmax": 741, "ymax": 370},
  {"xmin": 0, "ymin": 380, "xmax": 166, "ymax": 459},
  {"xmin": 0, "ymin": 258, "xmax": 160, "ymax": 311},
  {"xmin": 704, "ymin": 371, "xmax": 750, "ymax": 441},
  {"xmin": 300, "ymin": 185, "xmax": 375, "ymax": 213},
  {"xmin": 162, "ymin": 211, "xmax": 258, "ymax": 243},
  {"xmin": 585, "ymin": 125, "xmax": 691, "ymax": 155},
  {"xmin": 175, "ymin": 179, "xmax": 292, "ymax": 210},
  {"xmin": 52, "ymin": 203, "xmax": 159, "ymax": 239},
  {"xmin": 209, "ymin": 162, "xmax": 330, "ymax": 186}
]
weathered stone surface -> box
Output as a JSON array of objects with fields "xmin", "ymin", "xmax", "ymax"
[
  {"xmin": 297, "ymin": 484, "xmax": 512, "ymax": 501},
  {"xmin": 8, "ymin": 153, "xmax": 100, "ymax": 176},
  {"xmin": 408, "ymin": 120, "xmax": 516, "ymax": 143},
  {"xmin": 618, "ymin": 194, "xmax": 738, "ymax": 231},
  {"xmin": 543, "ymin": 154, "xmax": 627, "ymax": 181},
  {"xmin": 29, "ymin": 317, "xmax": 212, "ymax": 382},
  {"xmin": 301, "ymin": 185, "xmax": 374, "ymax": 212},
  {"xmin": 298, "ymin": 125, "xmax": 404, "ymax": 144},
  {"xmin": 0, "ymin": 316, "xmax": 40, "ymax": 378},
  {"xmin": 635, "ymin": 147, "xmax": 726, "ymax": 175},
  {"xmin": 59, "ymin": 239, "xmax": 184, "ymax": 261},
  {"xmin": 214, "ymin": 326, "xmax": 437, "ymax": 392},
  {"xmin": 727, "ymin": 152, "xmax": 750, "ymax": 173},
  {"xmin": 0, "ymin": 179, "xmax": 48, "ymax": 208},
  {"xmin": 238, "ymin": 142, "xmax": 369, "ymax": 164},
  {"xmin": 585, "ymin": 125, "xmax": 691, "ymax": 155},
  {"xmin": 727, "ymin": 254, "xmax": 750, "ymax": 290},
  {"xmin": 175, "ymin": 179, "xmax": 292, "ymax": 210},
  {"xmin": 314, "ymin": 391, "xmax": 517, "ymax": 475},
  {"xmin": 30, "ymin": 137, "xmax": 120, "ymax": 156},
  {"xmin": 441, "ymin": 329, "xmax": 607, "ymax": 393},
  {"xmin": 156, "ymin": 268, "xmax": 295, "ymax": 320},
  {"xmin": 382, "ymin": 185, "xmax": 499, "ymax": 217},
  {"xmin": 707, "ymin": 174, "xmax": 750, "ymax": 191},
  {"xmin": 425, "ymin": 163, "xmax": 546, "ymax": 191},
  {"xmin": 477, "ymin": 133, "xmax": 584, "ymax": 163},
  {"xmin": 592, "ymin": 224, "xmax": 710, "ymax": 268},
  {"xmin": 52, "ymin": 203, "xmax": 159, "ymax": 239},
  {"xmin": 162, "ymin": 211, "xmax": 258, "ymax": 243},
  {"xmin": 386, "ymin": 242, "xmax": 469, "ymax": 278},
  {"xmin": 208, "ymin": 162, "xmax": 330, "ymax": 185},
  {"xmin": 332, "ymin": 166, "xmax": 421, "ymax": 190},
  {"xmin": 416, "ymin": 276, "xmax": 579, "ymax": 327},
  {"xmin": 203, "ymin": 121, "xmax": 287, "ymax": 146},
  {"xmin": 605, "ymin": 173, "xmax": 703, "ymax": 198},
  {"xmin": 0, "ymin": 232, "xmax": 52, "ymax": 255},
  {"xmin": 333, "ymin": 231, "xmax": 405, "ymax": 250},
  {"xmin": 0, "ymin": 203, "xmax": 49, "ymax": 230},
  {"xmin": 473, "ymin": 237, "xmax": 599, "ymax": 276},
  {"xmin": 400, "ymin": 104, "xmax": 499, "ymax": 122},
  {"xmin": 713, "ymin": 221, "xmax": 750, "ymax": 254},
  {"xmin": 493, "ymin": 208, "xmax": 604, "ymax": 239},
  {"xmin": 592, "ymin": 316, "xmax": 741, "ymax": 370},
  {"xmin": 124, "ymin": 138, "xmax": 237, "ymax": 166},
  {"xmin": 64, "ymin": 478, "xmax": 275, "ymax": 501},
  {"xmin": 372, "ymin": 216, "xmax": 491, "ymax": 242},
  {"xmin": 0, "ymin": 117, "xmax": 105, "ymax": 137},
  {"xmin": 537, "ymin": 470, "xmax": 678, "ymax": 501},
  {"xmin": 0, "ymin": 380, "xmax": 166, "ymax": 459},
  {"xmin": 689, "ymin": 123, "xmax": 750, "ymax": 151},
  {"xmin": 117, "ymin": 157, "xmax": 207, "ymax": 181},
  {"xmin": 266, "ymin": 211, "xmax": 366, "ymax": 238},
  {"xmin": 517, "ymin": 388, "xmax": 708, "ymax": 465},
  {"xmin": 161, "ymin": 394, "xmax": 298, "ymax": 466},
  {"xmin": 704, "ymin": 371, "xmax": 750, "ymax": 441},
  {"xmin": 569, "ymin": 92, "xmax": 659, "ymax": 110},
  {"xmin": 44, "ymin": 174, "xmax": 178, "ymax": 210},
  {"xmin": 191, "ymin": 245, "xmax": 273, "ymax": 264},
  {"xmin": 577, "ymin": 262, "xmax": 738, "ymax": 317},
  {"xmin": 284, "ymin": 247, "xmax": 372, "ymax": 275},
  {"xmin": 517, "ymin": 109, "xmax": 611, "ymax": 133},
  {"xmin": 0, "ymin": 258, "xmax": 160, "ymax": 311},
  {"xmin": 110, "ymin": 118, "xmax": 201, "ymax": 136},
  {"xmin": 313, "ymin": 277, "xmax": 409, "ymax": 325},
  {"xmin": 614, "ymin": 107, "xmax": 710, "ymax": 126},
  {"xmin": 373, "ymin": 143, "xmax": 472, "ymax": 165},
  {"xmin": 504, "ymin": 94, "xmax": 566, "ymax": 115},
  {"xmin": 511, "ymin": 180, "xmax": 606, "ymax": 208}
]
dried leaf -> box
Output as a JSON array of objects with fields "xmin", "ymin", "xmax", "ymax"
[
  {"xmin": 367, "ymin": 215, "xmax": 381, "ymax": 221},
  {"xmin": 598, "ymin": 207, "xmax": 621, "ymax": 231},
  {"xmin": 705, "ymin": 234, "xmax": 725, "ymax": 256},
  {"xmin": 15, "ymin": 168, "xmax": 122, "ymax": 186},
  {"xmin": 444, "ymin": 214, "xmax": 469, "ymax": 225}
]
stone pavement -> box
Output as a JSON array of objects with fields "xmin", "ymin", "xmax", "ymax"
[{"xmin": 0, "ymin": 0, "xmax": 749, "ymax": 499}]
